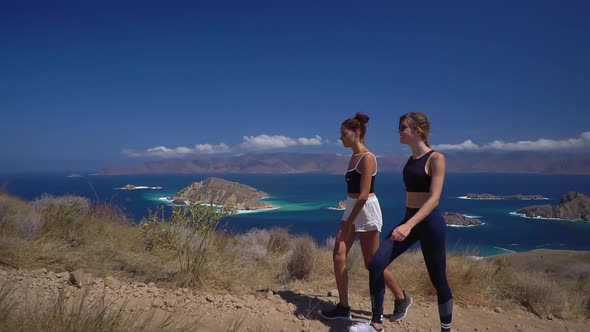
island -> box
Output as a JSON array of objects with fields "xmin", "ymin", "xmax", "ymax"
[
  {"xmin": 461, "ymin": 193, "xmax": 547, "ymax": 200},
  {"xmin": 171, "ymin": 177, "xmax": 275, "ymax": 211},
  {"xmin": 443, "ymin": 212, "xmax": 483, "ymax": 227},
  {"xmin": 118, "ymin": 184, "xmax": 163, "ymax": 190},
  {"xmin": 328, "ymin": 200, "xmax": 346, "ymax": 211},
  {"xmin": 515, "ymin": 192, "xmax": 590, "ymax": 221}
]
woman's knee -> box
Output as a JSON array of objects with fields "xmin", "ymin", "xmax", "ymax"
[
  {"xmin": 368, "ymin": 255, "xmax": 387, "ymax": 272},
  {"xmin": 332, "ymin": 246, "xmax": 347, "ymax": 265},
  {"xmin": 431, "ymin": 278, "xmax": 452, "ymax": 297}
]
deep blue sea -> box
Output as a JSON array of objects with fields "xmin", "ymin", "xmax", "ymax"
[{"xmin": 1, "ymin": 172, "xmax": 589, "ymax": 256}]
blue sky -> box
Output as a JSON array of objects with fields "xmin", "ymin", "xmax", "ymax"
[{"xmin": 1, "ymin": 1, "xmax": 589, "ymax": 171}]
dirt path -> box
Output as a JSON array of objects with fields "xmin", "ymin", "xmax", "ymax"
[{"xmin": 1, "ymin": 267, "xmax": 587, "ymax": 332}]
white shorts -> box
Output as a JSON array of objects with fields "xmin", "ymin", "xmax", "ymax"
[{"xmin": 341, "ymin": 195, "xmax": 383, "ymax": 232}]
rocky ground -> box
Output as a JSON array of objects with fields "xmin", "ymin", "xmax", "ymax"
[{"xmin": 1, "ymin": 266, "xmax": 587, "ymax": 332}]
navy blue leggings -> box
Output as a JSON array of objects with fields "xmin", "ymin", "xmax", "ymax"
[{"xmin": 368, "ymin": 207, "xmax": 453, "ymax": 331}]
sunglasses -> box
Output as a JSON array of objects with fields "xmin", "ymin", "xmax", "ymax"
[{"xmin": 399, "ymin": 124, "xmax": 411, "ymax": 132}]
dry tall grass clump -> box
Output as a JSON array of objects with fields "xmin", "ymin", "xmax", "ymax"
[
  {"xmin": 0, "ymin": 193, "xmax": 30, "ymax": 236},
  {"xmin": 280, "ymin": 236, "xmax": 317, "ymax": 283},
  {"xmin": 10, "ymin": 210, "xmax": 43, "ymax": 240},
  {"xmin": 267, "ymin": 227, "xmax": 291, "ymax": 254},
  {"xmin": 501, "ymin": 271, "xmax": 566, "ymax": 317},
  {"xmin": 31, "ymin": 195, "xmax": 91, "ymax": 245},
  {"xmin": 489, "ymin": 250, "xmax": 590, "ymax": 319},
  {"xmin": 231, "ymin": 228, "xmax": 271, "ymax": 261}
]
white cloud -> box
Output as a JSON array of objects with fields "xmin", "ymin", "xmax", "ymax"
[
  {"xmin": 432, "ymin": 140, "xmax": 480, "ymax": 151},
  {"xmin": 432, "ymin": 132, "xmax": 590, "ymax": 152},
  {"xmin": 123, "ymin": 143, "xmax": 230, "ymax": 158},
  {"xmin": 194, "ymin": 143, "xmax": 231, "ymax": 153},
  {"xmin": 297, "ymin": 135, "xmax": 323, "ymax": 146},
  {"xmin": 123, "ymin": 134, "xmax": 324, "ymax": 157},
  {"xmin": 239, "ymin": 134, "xmax": 324, "ymax": 151},
  {"xmin": 239, "ymin": 135, "xmax": 297, "ymax": 150}
]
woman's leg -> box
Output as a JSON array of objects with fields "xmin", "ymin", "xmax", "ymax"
[
  {"xmin": 333, "ymin": 220, "xmax": 357, "ymax": 307},
  {"xmin": 358, "ymin": 230, "xmax": 404, "ymax": 300},
  {"xmin": 419, "ymin": 211, "xmax": 453, "ymax": 331},
  {"xmin": 367, "ymin": 229, "xmax": 419, "ymax": 325}
]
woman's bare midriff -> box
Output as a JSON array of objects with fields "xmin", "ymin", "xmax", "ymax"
[
  {"xmin": 348, "ymin": 193, "xmax": 376, "ymax": 199},
  {"xmin": 406, "ymin": 192, "xmax": 430, "ymax": 208}
]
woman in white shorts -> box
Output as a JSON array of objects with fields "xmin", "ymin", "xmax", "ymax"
[{"xmin": 321, "ymin": 113, "xmax": 413, "ymax": 323}]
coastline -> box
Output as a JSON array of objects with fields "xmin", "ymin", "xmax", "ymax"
[
  {"xmin": 457, "ymin": 195, "xmax": 550, "ymax": 200},
  {"xmin": 509, "ymin": 211, "xmax": 587, "ymax": 222},
  {"xmin": 157, "ymin": 196, "xmax": 280, "ymax": 215},
  {"xmin": 116, "ymin": 186, "xmax": 163, "ymax": 190}
]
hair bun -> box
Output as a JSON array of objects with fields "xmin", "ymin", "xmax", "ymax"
[{"xmin": 355, "ymin": 112, "xmax": 369, "ymax": 124}]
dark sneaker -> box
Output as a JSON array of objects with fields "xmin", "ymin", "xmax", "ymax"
[
  {"xmin": 390, "ymin": 290, "xmax": 413, "ymax": 322},
  {"xmin": 320, "ymin": 303, "xmax": 351, "ymax": 320}
]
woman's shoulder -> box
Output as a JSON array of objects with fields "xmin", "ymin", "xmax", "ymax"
[
  {"xmin": 361, "ymin": 150, "xmax": 376, "ymax": 160},
  {"xmin": 431, "ymin": 150, "xmax": 444, "ymax": 157},
  {"xmin": 357, "ymin": 151, "xmax": 377, "ymax": 167},
  {"xmin": 429, "ymin": 151, "xmax": 445, "ymax": 164}
]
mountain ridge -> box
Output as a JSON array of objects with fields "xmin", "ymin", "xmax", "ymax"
[{"xmin": 98, "ymin": 151, "xmax": 590, "ymax": 175}]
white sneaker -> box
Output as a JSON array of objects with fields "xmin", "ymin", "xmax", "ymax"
[{"xmin": 348, "ymin": 321, "xmax": 384, "ymax": 332}]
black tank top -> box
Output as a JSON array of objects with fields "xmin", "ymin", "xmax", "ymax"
[
  {"xmin": 403, "ymin": 150, "xmax": 435, "ymax": 193},
  {"xmin": 345, "ymin": 152, "xmax": 376, "ymax": 194}
]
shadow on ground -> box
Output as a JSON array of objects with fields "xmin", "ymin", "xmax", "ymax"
[{"xmin": 277, "ymin": 290, "xmax": 373, "ymax": 332}]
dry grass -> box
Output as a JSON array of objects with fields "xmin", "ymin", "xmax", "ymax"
[
  {"xmin": 1, "ymin": 192, "xmax": 589, "ymax": 321},
  {"xmin": 279, "ymin": 235, "xmax": 317, "ymax": 283},
  {"xmin": 0, "ymin": 279, "xmax": 197, "ymax": 332}
]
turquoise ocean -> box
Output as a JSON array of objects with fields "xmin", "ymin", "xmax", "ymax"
[{"xmin": 2, "ymin": 172, "xmax": 589, "ymax": 256}]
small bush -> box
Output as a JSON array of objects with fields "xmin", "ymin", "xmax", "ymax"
[
  {"xmin": 12, "ymin": 210, "xmax": 43, "ymax": 240},
  {"xmin": 267, "ymin": 228, "xmax": 290, "ymax": 254},
  {"xmin": 280, "ymin": 236, "xmax": 317, "ymax": 283},
  {"xmin": 142, "ymin": 199, "xmax": 237, "ymax": 287},
  {"xmin": 0, "ymin": 194, "xmax": 26, "ymax": 235},
  {"xmin": 31, "ymin": 194, "xmax": 90, "ymax": 216},
  {"xmin": 139, "ymin": 209, "xmax": 175, "ymax": 252},
  {"xmin": 233, "ymin": 228, "xmax": 270, "ymax": 260},
  {"xmin": 31, "ymin": 195, "xmax": 91, "ymax": 245},
  {"xmin": 500, "ymin": 271, "xmax": 566, "ymax": 317}
]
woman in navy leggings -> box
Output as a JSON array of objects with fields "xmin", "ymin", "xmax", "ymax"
[{"xmin": 349, "ymin": 112, "xmax": 453, "ymax": 332}]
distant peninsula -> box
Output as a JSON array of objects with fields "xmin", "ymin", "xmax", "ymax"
[
  {"xmin": 515, "ymin": 192, "xmax": 590, "ymax": 221},
  {"xmin": 461, "ymin": 193, "xmax": 548, "ymax": 200},
  {"xmin": 170, "ymin": 177, "xmax": 275, "ymax": 211},
  {"xmin": 443, "ymin": 212, "xmax": 483, "ymax": 227}
]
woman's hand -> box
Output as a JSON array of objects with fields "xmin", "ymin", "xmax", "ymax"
[{"xmin": 391, "ymin": 223, "xmax": 412, "ymax": 242}]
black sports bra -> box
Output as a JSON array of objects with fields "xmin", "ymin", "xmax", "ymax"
[
  {"xmin": 403, "ymin": 150, "xmax": 435, "ymax": 192},
  {"xmin": 345, "ymin": 152, "xmax": 376, "ymax": 194}
]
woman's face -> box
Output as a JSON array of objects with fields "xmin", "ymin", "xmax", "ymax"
[
  {"xmin": 398, "ymin": 119, "xmax": 420, "ymax": 145},
  {"xmin": 340, "ymin": 127, "xmax": 357, "ymax": 147}
]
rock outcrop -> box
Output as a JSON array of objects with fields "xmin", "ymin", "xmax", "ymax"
[
  {"xmin": 465, "ymin": 193, "xmax": 547, "ymax": 200},
  {"xmin": 172, "ymin": 177, "xmax": 273, "ymax": 211},
  {"xmin": 329, "ymin": 200, "xmax": 346, "ymax": 210},
  {"xmin": 443, "ymin": 212, "xmax": 483, "ymax": 226},
  {"xmin": 516, "ymin": 192, "xmax": 590, "ymax": 221}
]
